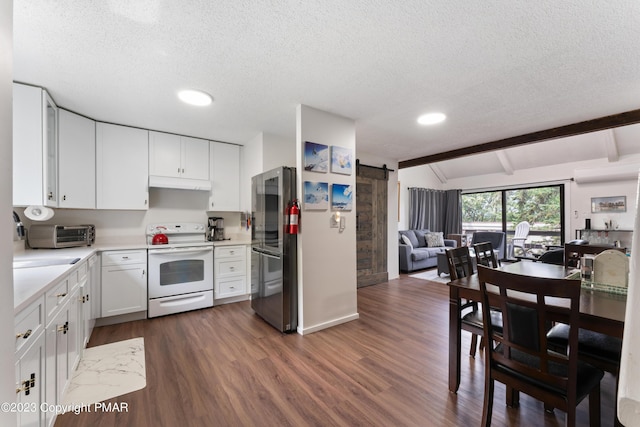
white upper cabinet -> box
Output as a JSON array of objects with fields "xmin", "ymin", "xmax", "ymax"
[
  {"xmin": 96, "ymin": 123, "xmax": 149, "ymax": 210},
  {"xmin": 149, "ymin": 131, "xmax": 209, "ymax": 181},
  {"xmin": 209, "ymin": 141, "xmax": 240, "ymax": 211},
  {"xmin": 58, "ymin": 109, "xmax": 96, "ymax": 209},
  {"xmin": 149, "ymin": 131, "xmax": 181, "ymax": 178},
  {"xmin": 13, "ymin": 83, "xmax": 58, "ymax": 207},
  {"xmin": 181, "ymin": 136, "xmax": 210, "ymax": 180}
]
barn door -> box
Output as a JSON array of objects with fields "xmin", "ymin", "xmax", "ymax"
[{"xmin": 356, "ymin": 163, "xmax": 389, "ymax": 287}]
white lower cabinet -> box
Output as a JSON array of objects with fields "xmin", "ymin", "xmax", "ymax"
[
  {"xmin": 45, "ymin": 297, "xmax": 70, "ymax": 426},
  {"xmin": 101, "ymin": 250, "xmax": 147, "ymax": 317},
  {"xmin": 88, "ymin": 253, "xmax": 101, "ymax": 327},
  {"xmin": 14, "ymin": 295, "xmax": 45, "ymax": 427},
  {"xmin": 13, "ymin": 259, "xmax": 94, "ymax": 427},
  {"xmin": 214, "ymin": 245, "xmax": 248, "ymax": 300},
  {"xmin": 85, "ymin": 254, "xmax": 99, "ymax": 346},
  {"xmin": 67, "ymin": 285, "xmax": 81, "ymax": 376},
  {"xmin": 15, "ymin": 330, "xmax": 45, "ymax": 427}
]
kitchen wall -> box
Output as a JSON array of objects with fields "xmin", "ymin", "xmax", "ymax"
[
  {"xmin": 241, "ymin": 132, "xmax": 296, "ymax": 213},
  {"xmin": 1, "ymin": 2, "xmax": 16, "ymax": 424},
  {"xmin": 16, "ymin": 187, "xmax": 250, "ymax": 245},
  {"xmin": 296, "ymin": 104, "xmax": 359, "ymax": 334}
]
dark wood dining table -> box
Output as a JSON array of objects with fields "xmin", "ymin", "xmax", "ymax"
[{"xmin": 448, "ymin": 261, "xmax": 627, "ymax": 393}]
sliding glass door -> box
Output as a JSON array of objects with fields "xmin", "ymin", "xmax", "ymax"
[{"xmin": 462, "ymin": 185, "xmax": 564, "ymax": 258}]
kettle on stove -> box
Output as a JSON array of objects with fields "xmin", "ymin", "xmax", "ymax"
[{"xmin": 151, "ymin": 226, "xmax": 169, "ymax": 245}]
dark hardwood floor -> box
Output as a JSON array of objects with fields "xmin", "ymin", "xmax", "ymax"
[{"xmin": 55, "ymin": 272, "xmax": 617, "ymax": 427}]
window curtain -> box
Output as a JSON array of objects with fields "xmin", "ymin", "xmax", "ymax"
[{"xmin": 408, "ymin": 188, "xmax": 462, "ymax": 236}]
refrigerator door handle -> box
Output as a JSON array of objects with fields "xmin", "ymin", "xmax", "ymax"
[
  {"xmin": 252, "ymin": 248, "xmax": 281, "ymax": 259},
  {"xmin": 261, "ymin": 251, "xmax": 281, "ymax": 260}
]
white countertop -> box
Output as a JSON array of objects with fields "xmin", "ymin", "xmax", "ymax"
[
  {"xmin": 13, "ymin": 246, "xmax": 97, "ymax": 313},
  {"xmin": 13, "ymin": 236, "xmax": 250, "ymax": 313},
  {"xmin": 212, "ymin": 238, "xmax": 251, "ymax": 247},
  {"xmin": 13, "ymin": 238, "xmax": 148, "ymax": 313}
]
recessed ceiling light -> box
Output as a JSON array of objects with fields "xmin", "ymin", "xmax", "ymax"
[
  {"xmin": 417, "ymin": 112, "xmax": 446, "ymax": 125},
  {"xmin": 178, "ymin": 89, "xmax": 213, "ymax": 106}
]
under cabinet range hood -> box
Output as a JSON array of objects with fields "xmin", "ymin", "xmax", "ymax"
[{"xmin": 148, "ymin": 175, "xmax": 212, "ymax": 191}]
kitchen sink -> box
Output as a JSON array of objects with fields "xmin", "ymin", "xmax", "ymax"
[{"xmin": 13, "ymin": 257, "xmax": 81, "ymax": 269}]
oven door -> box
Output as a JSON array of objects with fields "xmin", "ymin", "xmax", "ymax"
[{"xmin": 148, "ymin": 246, "xmax": 213, "ymax": 299}]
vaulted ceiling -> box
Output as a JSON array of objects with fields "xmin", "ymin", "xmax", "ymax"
[
  {"xmin": 12, "ymin": 1, "xmax": 640, "ymax": 165},
  {"xmin": 428, "ymin": 123, "xmax": 640, "ymax": 182}
]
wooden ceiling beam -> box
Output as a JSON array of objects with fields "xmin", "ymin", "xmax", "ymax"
[
  {"xmin": 604, "ymin": 129, "xmax": 619, "ymax": 162},
  {"xmin": 398, "ymin": 109, "xmax": 640, "ymax": 169}
]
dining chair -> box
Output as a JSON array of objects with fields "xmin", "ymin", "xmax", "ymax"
[
  {"xmin": 447, "ymin": 246, "xmax": 503, "ymax": 358},
  {"xmin": 447, "ymin": 247, "xmax": 483, "ymax": 358},
  {"xmin": 473, "ymin": 241, "xmax": 500, "ymax": 268},
  {"xmin": 563, "ymin": 243, "xmax": 625, "ymax": 268},
  {"xmin": 535, "ymin": 248, "xmax": 565, "ymax": 265},
  {"xmin": 547, "ymin": 324, "xmax": 623, "ymax": 426},
  {"xmin": 477, "ymin": 265, "xmax": 604, "ymax": 427}
]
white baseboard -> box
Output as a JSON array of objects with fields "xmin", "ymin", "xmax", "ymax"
[{"xmin": 297, "ymin": 312, "xmax": 360, "ymax": 335}]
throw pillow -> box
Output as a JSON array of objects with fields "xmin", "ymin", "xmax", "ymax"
[
  {"xmin": 426, "ymin": 232, "xmax": 445, "ymax": 247},
  {"xmin": 414, "ymin": 230, "xmax": 428, "ymax": 247},
  {"xmin": 401, "ymin": 235, "xmax": 413, "ymax": 249}
]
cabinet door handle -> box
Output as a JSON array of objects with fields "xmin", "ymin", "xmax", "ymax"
[
  {"xmin": 57, "ymin": 321, "xmax": 69, "ymax": 334},
  {"xmin": 16, "ymin": 329, "xmax": 32, "ymax": 339},
  {"xmin": 56, "ymin": 292, "xmax": 67, "ymax": 298},
  {"xmin": 16, "ymin": 373, "xmax": 36, "ymax": 396},
  {"xmin": 178, "ymin": 167, "xmax": 181, "ymax": 173},
  {"xmin": 48, "ymin": 192, "xmax": 53, "ymax": 200}
]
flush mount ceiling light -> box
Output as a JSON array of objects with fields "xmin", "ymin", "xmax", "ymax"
[
  {"xmin": 178, "ymin": 89, "xmax": 213, "ymax": 106},
  {"xmin": 417, "ymin": 112, "xmax": 446, "ymax": 125}
]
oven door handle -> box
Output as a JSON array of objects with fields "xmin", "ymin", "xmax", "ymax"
[{"xmin": 148, "ymin": 247, "xmax": 213, "ymax": 255}]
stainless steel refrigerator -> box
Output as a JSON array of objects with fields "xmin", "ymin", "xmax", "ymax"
[{"xmin": 251, "ymin": 166, "xmax": 298, "ymax": 333}]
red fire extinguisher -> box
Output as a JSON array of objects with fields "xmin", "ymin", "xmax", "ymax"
[{"xmin": 286, "ymin": 199, "xmax": 300, "ymax": 234}]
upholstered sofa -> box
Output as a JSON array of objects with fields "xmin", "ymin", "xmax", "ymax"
[{"xmin": 399, "ymin": 229, "xmax": 456, "ymax": 272}]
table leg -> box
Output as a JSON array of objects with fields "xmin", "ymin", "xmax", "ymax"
[{"xmin": 449, "ymin": 287, "xmax": 462, "ymax": 393}]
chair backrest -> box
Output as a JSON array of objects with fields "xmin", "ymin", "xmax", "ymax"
[
  {"xmin": 564, "ymin": 243, "xmax": 626, "ymax": 268},
  {"xmin": 513, "ymin": 221, "xmax": 530, "ymax": 239},
  {"xmin": 472, "ymin": 231, "xmax": 506, "ymax": 260},
  {"xmin": 536, "ymin": 248, "xmax": 564, "ymax": 265},
  {"xmin": 473, "ymin": 242, "xmax": 499, "ymax": 268},
  {"xmin": 477, "ymin": 265, "xmax": 582, "ymax": 406},
  {"xmin": 446, "ymin": 246, "xmax": 475, "ymax": 280}
]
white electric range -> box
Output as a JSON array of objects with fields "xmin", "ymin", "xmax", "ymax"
[{"xmin": 146, "ymin": 222, "xmax": 214, "ymax": 318}]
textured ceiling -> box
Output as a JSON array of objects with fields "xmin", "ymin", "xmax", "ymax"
[{"xmin": 12, "ymin": 0, "xmax": 640, "ymax": 163}]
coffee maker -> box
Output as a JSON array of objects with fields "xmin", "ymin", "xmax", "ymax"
[{"xmin": 208, "ymin": 217, "xmax": 225, "ymax": 241}]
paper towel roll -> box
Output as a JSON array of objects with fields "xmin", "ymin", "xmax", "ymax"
[{"xmin": 24, "ymin": 205, "xmax": 55, "ymax": 221}]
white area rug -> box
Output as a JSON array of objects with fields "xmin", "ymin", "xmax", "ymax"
[
  {"xmin": 63, "ymin": 337, "xmax": 146, "ymax": 406},
  {"xmin": 409, "ymin": 269, "xmax": 451, "ymax": 284}
]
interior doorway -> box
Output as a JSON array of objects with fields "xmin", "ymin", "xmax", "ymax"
[{"xmin": 356, "ymin": 162, "xmax": 389, "ymax": 287}]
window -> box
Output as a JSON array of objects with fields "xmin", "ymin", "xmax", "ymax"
[{"xmin": 462, "ymin": 185, "xmax": 564, "ymax": 258}]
